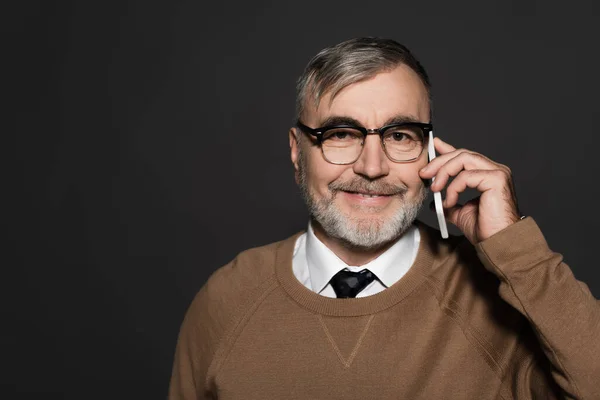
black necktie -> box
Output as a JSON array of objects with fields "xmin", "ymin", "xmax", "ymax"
[{"xmin": 329, "ymin": 269, "xmax": 376, "ymax": 298}]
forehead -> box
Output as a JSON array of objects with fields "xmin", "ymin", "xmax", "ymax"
[{"xmin": 307, "ymin": 64, "xmax": 430, "ymax": 126}]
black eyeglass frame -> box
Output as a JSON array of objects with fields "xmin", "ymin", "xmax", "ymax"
[{"xmin": 295, "ymin": 120, "xmax": 433, "ymax": 164}]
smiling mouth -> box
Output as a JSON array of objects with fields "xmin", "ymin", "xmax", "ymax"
[{"xmin": 344, "ymin": 191, "xmax": 392, "ymax": 198}]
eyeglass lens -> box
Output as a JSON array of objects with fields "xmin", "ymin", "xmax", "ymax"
[{"xmin": 321, "ymin": 126, "xmax": 424, "ymax": 164}]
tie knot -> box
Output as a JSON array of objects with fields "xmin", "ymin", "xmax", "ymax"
[{"xmin": 329, "ymin": 269, "xmax": 376, "ymax": 298}]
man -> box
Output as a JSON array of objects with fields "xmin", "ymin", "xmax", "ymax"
[{"xmin": 169, "ymin": 38, "xmax": 599, "ymax": 399}]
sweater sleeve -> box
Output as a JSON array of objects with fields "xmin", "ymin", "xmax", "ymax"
[
  {"xmin": 475, "ymin": 217, "xmax": 600, "ymax": 399},
  {"xmin": 168, "ymin": 272, "xmax": 225, "ymax": 400},
  {"xmin": 168, "ymin": 242, "xmax": 281, "ymax": 400}
]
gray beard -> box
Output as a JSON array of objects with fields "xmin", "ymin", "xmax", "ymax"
[{"xmin": 297, "ymin": 148, "xmax": 428, "ymax": 251}]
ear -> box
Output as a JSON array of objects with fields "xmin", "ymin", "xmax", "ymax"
[
  {"xmin": 289, "ymin": 128, "xmax": 300, "ymax": 171},
  {"xmin": 289, "ymin": 128, "xmax": 301, "ymax": 184}
]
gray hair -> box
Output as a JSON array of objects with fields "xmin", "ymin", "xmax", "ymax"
[{"xmin": 295, "ymin": 37, "xmax": 431, "ymax": 121}]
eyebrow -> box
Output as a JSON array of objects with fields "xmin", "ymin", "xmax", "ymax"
[{"xmin": 317, "ymin": 114, "xmax": 425, "ymax": 128}]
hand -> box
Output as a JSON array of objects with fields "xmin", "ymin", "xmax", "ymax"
[{"xmin": 418, "ymin": 137, "xmax": 521, "ymax": 244}]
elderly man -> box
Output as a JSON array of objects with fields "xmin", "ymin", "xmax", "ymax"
[{"xmin": 169, "ymin": 38, "xmax": 599, "ymax": 399}]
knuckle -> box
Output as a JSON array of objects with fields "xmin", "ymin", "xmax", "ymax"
[
  {"xmin": 476, "ymin": 153, "xmax": 489, "ymax": 162},
  {"xmin": 459, "ymin": 150, "xmax": 482, "ymax": 165},
  {"xmin": 493, "ymin": 169, "xmax": 507, "ymax": 179},
  {"xmin": 450, "ymin": 173, "xmax": 466, "ymax": 187},
  {"xmin": 463, "ymin": 169, "xmax": 478, "ymax": 178}
]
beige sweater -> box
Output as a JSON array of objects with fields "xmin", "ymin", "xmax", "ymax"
[{"xmin": 169, "ymin": 218, "xmax": 600, "ymax": 399}]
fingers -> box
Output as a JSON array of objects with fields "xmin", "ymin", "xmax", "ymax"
[
  {"xmin": 420, "ymin": 148, "xmax": 470, "ymax": 179},
  {"xmin": 442, "ymin": 169, "xmax": 506, "ymax": 208},
  {"xmin": 433, "ymin": 136, "xmax": 456, "ymax": 154},
  {"xmin": 419, "ymin": 137, "xmax": 504, "ymax": 188},
  {"xmin": 433, "ymin": 137, "xmax": 456, "ymax": 153},
  {"xmin": 420, "ymin": 137, "xmax": 485, "ymax": 180},
  {"xmin": 442, "ymin": 170, "xmax": 484, "ymax": 208},
  {"xmin": 428, "ymin": 152, "xmax": 495, "ymax": 192},
  {"xmin": 419, "ymin": 137, "xmax": 511, "ymax": 207}
]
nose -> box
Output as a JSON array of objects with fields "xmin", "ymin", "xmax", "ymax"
[{"xmin": 352, "ymin": 134, "xmax": 390, "ymax": 179}]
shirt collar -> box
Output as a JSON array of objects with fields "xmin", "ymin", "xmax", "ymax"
[{"xmin": 305, "ymin": 222, "xmax": 419, "ymax": 294}]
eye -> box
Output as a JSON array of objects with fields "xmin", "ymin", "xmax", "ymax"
[
  {"xmin": 383, "ymin": 127, "xmax": 421, "ymax": 143},
  {"xmin": 390, "ymin": 132, "xmax": 409, "ymax": 141},
  {"xmin": 322, "ymin": 128, "xmax": 363, "ymax": 142}
]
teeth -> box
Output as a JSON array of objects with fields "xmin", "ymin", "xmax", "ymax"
[{"xmin": 358, "ymin": 193, "xmax": 381, "ymax": 198}]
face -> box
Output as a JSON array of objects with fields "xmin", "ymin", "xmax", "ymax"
[{"xmin": 290, "ymin": 64, "xmax": 431, "ymax": 250}]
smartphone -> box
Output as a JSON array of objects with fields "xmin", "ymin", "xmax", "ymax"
[{"xmin": 427, "ymin": 131, "xmax": 449, "ymax": 239}]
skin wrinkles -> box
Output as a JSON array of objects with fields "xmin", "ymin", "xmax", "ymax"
[{"xmin": 290, "ymin": 64, "xmax": 431, "ymax": 266}]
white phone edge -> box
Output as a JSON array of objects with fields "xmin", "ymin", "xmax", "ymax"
[{"xmin": 427, "ymin": 131, "xmax": 449, "ymax": 239}]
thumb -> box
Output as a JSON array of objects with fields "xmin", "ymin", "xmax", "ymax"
[
  {"xmin": 429, "ymin": 200, "xmax": 463, "ymax": 225},
  {"xmin": 445, "ymin": 198, "xmax": 480, "ymax": 242},
  {"xmin": 429, "ymin": 200, "xmax": 462, "ymax": 225},
  {"xmin": 443, "ymin": 204, "xmax": 463, "ymax": 227}
]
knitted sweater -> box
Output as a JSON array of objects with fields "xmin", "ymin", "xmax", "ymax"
[{"xmin": 169, "ymin": 218, "xmax": 600, "ymax": 399}]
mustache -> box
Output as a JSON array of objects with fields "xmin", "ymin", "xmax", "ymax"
[{"xmin": 328, "ymin": 178, "xmax": 408, "ymax": 196}]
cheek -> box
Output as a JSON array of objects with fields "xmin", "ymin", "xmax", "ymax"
[
  {"xmin": 406, "ymin": 174, "xmax": 425, "ymax": 189},
  {"xmin": 406, "ymin": 154, "xmax": 429, "ymax": 187},
  {"xmin": 305, "ymin": 151, "xmax": 346, "ymax": 195},
  {"xmin": 391, "ymin": 165, "xmax": 427, "ymax": 193}
]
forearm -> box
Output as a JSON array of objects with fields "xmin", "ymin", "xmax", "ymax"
[{"xmin": 476, "ymin": 217, "xmax": 600, "ymax": 399}]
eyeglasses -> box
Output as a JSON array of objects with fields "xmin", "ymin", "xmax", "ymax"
[{"xmin": 296, "ymin": 120, "xmax": 432, "ymax": 165}]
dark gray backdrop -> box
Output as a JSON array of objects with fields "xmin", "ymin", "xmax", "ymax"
[{"xmin": 6, "ymin": 1, "xmax": 600, "ymax": 399}]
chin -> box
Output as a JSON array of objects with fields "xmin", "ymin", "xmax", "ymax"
[
  {"xmin": 334, "ymin": 219, "xmax": 407, "ymax": 250},
  {"xmin": 304, "ymin": 184, "xmax": 427, "ymax": 250},
  {"xmin": 321, "ymin": 205, "xmax": 415, "ymax": 250},
  {"xmin": 345, "ymin": 210, "xmax": 394, "ymax": 226}
]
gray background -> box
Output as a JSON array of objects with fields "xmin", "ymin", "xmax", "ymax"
[{"xmin": 6, "ymin": 1, "xmax": 600, "ymax": 398}]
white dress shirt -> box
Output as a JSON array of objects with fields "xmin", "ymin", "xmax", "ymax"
[{"xmin": 292, "ymin": 223, "xmax": 421, "ymax": 298}]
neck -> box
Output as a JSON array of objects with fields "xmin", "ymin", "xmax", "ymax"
[{"xmin": 311, "ymin": 220, "xmax": 399, "ymax": 266}]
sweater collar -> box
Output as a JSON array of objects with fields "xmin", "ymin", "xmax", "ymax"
[
  {"xmin": 276, "ymin": 220, "xmax": 443, "ymax": 317},
  {"xmin": 305, "ymin": 222, "xmax": 419, "ymax": 294}
]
